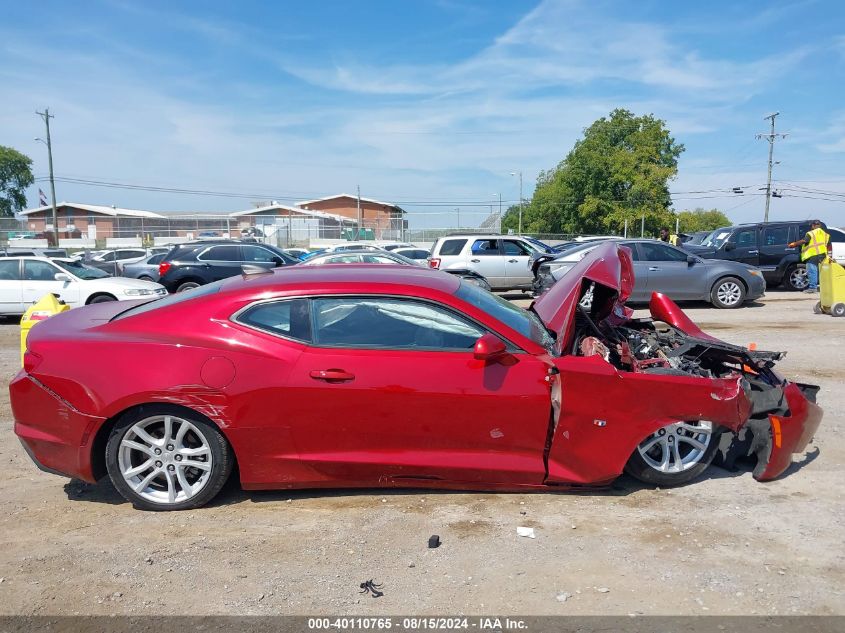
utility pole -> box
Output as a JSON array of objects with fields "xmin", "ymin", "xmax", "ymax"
[
  {"xmin": 356, "ymin": 185, "xmax": 362, "ymax": 240},
  {"xmin": 455, "ymin": 207, "xmax": 460, "ymax": 229},
  {"xmin": 757, "ymin": 112, "xmax": 787, "ymax": 224},
  {"xmin": 510, "ymin": 171, "xmax": 523, "ymax": 234},
  {"xmin": 35, "ymin": 108, "xmax": 58, "ymax": 245}
]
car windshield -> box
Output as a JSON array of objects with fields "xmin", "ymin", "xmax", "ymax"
[
  {"xmin": 454, "ymin": 281, "xmax": 555, "ymax": 353},
  {"xmin": 700, "ymin": 228, "xmax": 732, "ymax": 248},
  {"xmin": 53, "ymin": 259, "xmax": 110, "ymax": 280}
]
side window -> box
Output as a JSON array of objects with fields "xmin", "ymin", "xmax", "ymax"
[
  {"xmin": 0, "ymin": 260, "xmax": 21, "ymax": 280},
  {"xmin": 322, "ymin": 255, "xmax": 361, "ymax": 264},
  {"xmin": 24, "ymin": 260, "xmax": 60, "ymax": 281},
  {"xmin": 361, "ymin": 254, "xmax": 398, "ymax": 264},
  {"xmin": 236, "ymin": 298, "xmax": 311, "ymax": 342},
  {"xmin": 312, "ymin": 297, "xmax": 486, "ymax": 350},
  {"xmin": 148, "ymin": 254, "xmax": 166, "ymax": 265},
  {"xmin": 734, "ymin": 229, "xmax": 756, "ymax": 247},
  {"xmin": 470, "ymin": 239, "xmax": 500, "ymax": 256},
  {"xmin": 762, "ymin": 226, "xmax": 790, "ymax": 246},
  {"xmin": 100, "ymin": 252, "xmax": 116, "ymax": 262},
  {"xmin": 199, "ymin": 245, "xmax": 240, "ymax": 261},
  {"xmin": 502, "ymin": 240, "xmax": 531, "ymax": 256},
  {"xmin": 438, "ymin": 239, "xmax": 467, "ymax": 256},
  {"xmin": 619, "ymin": 242, "xmax": 640, "ymax": 261},
  {"xmin": 411, "ymin": 250, "xmax": 430, "ymax": 259},
  {"xmin": 640, "ymin": 242, "xmax": 688, "ymax": 262},
  {"xmin": 242, "ymin": 246, "xmax": 278, "ymax": 262},
  {"xmin": 828, "ymin": 229, "xmax": 845, "ymax": 243}
]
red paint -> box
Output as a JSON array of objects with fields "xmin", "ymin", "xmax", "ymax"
[
  {"xmin": 11, "ymin": 258, "xmax": 822, "ymax": 492},
  {"xmin": 649, "ymin": 292, "xmax": 722, "ymax": 342}
]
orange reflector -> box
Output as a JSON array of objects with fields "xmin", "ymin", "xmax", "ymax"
[
  {"xmin": 770, "ymin": 416, "xmax": 783, "ymax": 449},
  {"xmin": 748, "ymin": 342, "xmax": 757, "ymax": 351}
]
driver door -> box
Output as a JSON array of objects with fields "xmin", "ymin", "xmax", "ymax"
[
  {"xmin": 640, "ymin": 242, "xmax": 701, "ymax": 300},
  {"xmin": 502, "ymin": 239, "xmax": 534, "ymax": 287},
  {"xmin": 281, "ymin": 296, "xmax": 552, "ymax": 485},
  {"xmin": 22, "ymin": 260, "xmax": 81, "ymax": 307}
]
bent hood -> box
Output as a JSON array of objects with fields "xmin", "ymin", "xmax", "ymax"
[{"xmin": 531, "ymin": 241, "xmax": 634, "ymax": 349}]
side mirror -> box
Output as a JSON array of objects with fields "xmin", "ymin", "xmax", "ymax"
[
  {"xmin": 54, "ymin": 273, "xmax": 71, "ymax": 282},
  {"xmin": 724, "ymin": 242, "xmax": 736, "ymax": 251},
  {"xmin": 686, "ymin": 255, "xmax": 697, "ymax": 265},
  {"xmin": 473, "ymin": 333, "xmax": 513, "ymax": 364},
  {"xmin": 273, "ymin": 257, "xmax": 284, "ymax": 267}
]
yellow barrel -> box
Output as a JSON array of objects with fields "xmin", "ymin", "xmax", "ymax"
[{"xmin": 20, "ymin": 294, "xmax": 70, "ymax": 364}]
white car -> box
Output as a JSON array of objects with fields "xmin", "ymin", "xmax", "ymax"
[
  {"xmin": 827, "ymin": 227, "xmax": 845, "ymax": 265},
  {"xmin": 0, "ymin": 257, "xmax": 167, "ymax": 315}
]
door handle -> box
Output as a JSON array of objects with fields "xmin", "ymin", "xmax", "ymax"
[
  {"xmin": 748, "ymin": 250, "xmax": 759, "ymax": 255},
  {"xmin": 309, "ymin": 369, "xmax": 355, "ymax": 383},
  {"xmin": 507, "ymin": 259, "xmax": 519, "ymax": 263},
  {"xmin": 470, "ymin": 258, "xmax": 480, "ymax": 263},
  {"xmin": 648, "ymin": 267, "xmax": 660, "ymax": 271}
]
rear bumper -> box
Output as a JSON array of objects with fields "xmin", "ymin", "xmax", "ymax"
[{"xmin": 10, "ymin": 371, "xmax": 105, "ymax": 483}]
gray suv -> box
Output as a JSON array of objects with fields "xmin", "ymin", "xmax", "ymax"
[{"xmin": 428, "ymin": 235, "xmax": 547, "ymax": 291}]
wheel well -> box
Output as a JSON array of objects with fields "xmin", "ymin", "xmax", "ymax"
[
  {"xmin": 89, "ymin": 402, "xmax": 235, "ymax": 481},
  {"xmin": 85, "ymin": 292, "xmax": 118, "ymax": 304},
  {"xmin": 175, "ymin": 277, "xmax": 204, "ymax": 288},
  {"xmin": 712, "ymin": 275, "xmax": 748, "ymax": 295}
]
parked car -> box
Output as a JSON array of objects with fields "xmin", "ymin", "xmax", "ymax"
[
  {"xmin": 121, "ymin": 253, "xmax": 168, "ymax": 282},
  {"xmin": 534, "ymin": 239, "xmax": 766, "ymax": 308},
  {"xmin": 428, "ymin": 234, "xmax": 548, "ymax": 291},
  {"xmin": 392, "ymin": 247, "xmax": 431, "ymax": 262},
  {"xmin": 12, "ymin": 242, "xmax": 821, "ymax": 510},
  {"xmin": 682, "ymin": 221, "xmax": 828, "ymax": 291},
  {"xmin": 0, "ymin": 247, "xmax": 68, "ymax": 258},
  {"xmin": 301, "ymin": 248, "xmax": 492, "ymax": 290},
  {"xmin": 379, "ymin": 242, "xmax": 416, "ymax": 252},
  {"xmin": 82, "ymin": 248, "xmax": 151, "ymax": 276},
  {"xmin": 826, "ymin": 227, "xmax": 845, "ymax": 265},
  {"xmin": 0, "ymin": 257, "xmax": 166, "ymax": 315},
  {"xmin": 157, "ymin": 240, "xmax": 299, "ymax": 293},
  {"xmin": 679, "ymin": 230, "xmax": 712, "ymax": 246},
  {"xmin": 282, "ymin": 248, "xmax": 311, "ymax": 260}
]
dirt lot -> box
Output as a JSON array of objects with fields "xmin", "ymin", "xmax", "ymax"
[{"xmin": 0, "ymin": 290, "xmax": 843, "ymax": 616}]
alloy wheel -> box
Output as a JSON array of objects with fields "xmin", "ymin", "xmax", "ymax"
[
  {"xmin": 716, "ymin": 281, "xmax": 742, "ymax": 306},
  {"xmin": 117, "ymin": 415, "xmax": 213, "ymax": 505},
  {"xmin": 636, "ymin": 421, "xmax": 713, "ymax": 473},
  {"xmin": 789, "ymin": 267, "xmax": 809, "ymax": 290}
]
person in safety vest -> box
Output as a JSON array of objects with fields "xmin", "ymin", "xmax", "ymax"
[{"xmin": 788, "ymin": 220, "xmax": 830, "ymax": 293}]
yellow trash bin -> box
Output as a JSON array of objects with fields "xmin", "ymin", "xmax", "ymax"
[
  {"xmin": 815, "ymin": 258, "xmax": 845, "ymax": 317},
  {"xmin": 20, "ymin": 294, "xmax": 70, "ymax": 364}
]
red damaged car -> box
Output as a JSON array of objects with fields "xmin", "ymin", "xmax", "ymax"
[{"xmin": 11, "ymin": 242, "xmax": 822, "ymax": 510}]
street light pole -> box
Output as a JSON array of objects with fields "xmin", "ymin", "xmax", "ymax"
[
  {"xmin": 35, "ymin": 108, "xmax": 58, "ymax": 245},
  {"xmin": 510, "ymin": 171, "xmax": 523, "ymax": 234}
]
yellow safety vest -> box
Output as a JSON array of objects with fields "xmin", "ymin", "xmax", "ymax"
[
  {"xmin": 669, "ymin": 234, "xmax": 680, "ymax": 246},
  {"xmin": 801, "ymin": 228, "xmax": 829, "ymax": 261}
]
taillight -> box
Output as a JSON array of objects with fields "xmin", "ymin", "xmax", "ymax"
[
  {"xmin": 429, "ymin": 258, "xmax": 440, "ymax": 269},
  {"xmin": 23, "ymin": 351, "xmax": 42, "ymax": 374},
  {"xmin": 158, "ymin": 261, "xmax": 172, "ymax": 277}
]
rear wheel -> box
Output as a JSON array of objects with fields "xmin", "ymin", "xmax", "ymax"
[
  {"xmin": 710, "ymin": 277, "xmax": 746, "ymax": 309},
  {"xmin": 176, "ymin": 281, "xmax": 201, "ymax": 293},
  {"xmin": 785, "ymin": 264, "xmax": 808, "ymax": 291},
  {"xmin": 138, "ymin": 275, "xmax": 154, "ymax": 282},
  {"xmin": 105, "ymin": 407, "xmax": 232, "ymax": 510},
  {"xmin": 625, "ymin": 420, "xmax": 719, "ymax": 486}
]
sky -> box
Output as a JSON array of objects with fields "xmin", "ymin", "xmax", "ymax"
[{"xmin": 1, "ymin": 0, "xmax": 844, "ymax": 229}]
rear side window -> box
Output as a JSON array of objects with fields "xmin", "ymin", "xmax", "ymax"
[
  {"xmin": 762, "ymin": 226, "xmax": 790, "ymax": 246},
  {"xmin": 236, "ymin": 298, "xmax": 312, "ymax": 342},
  {"xmin": 0, "ymin": 259, "xmax": 21, "ymax": 280},
  {"xmin": 242, "ymin": 245, "xmax": 278, "ymax": 263},
  {"xmin": 471, "ymin": 239, "xmax": 500, "ymax": 255},
  {"xmin": 199, "ymin": 245, "xmax": 240, "ymax": 261},
  {"xmin": 148, "ymin": 254, "xmax": 166, "ymax": 265},
  {"xmin": 619, "ymin": 242, "xmax": 640, "ymax": 261},
  {"xmin": 438, "ymin": 239, "xmax": 467, "ymax": 256}
]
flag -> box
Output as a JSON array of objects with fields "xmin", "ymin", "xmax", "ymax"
[{"xmin": 38, "ymin": 189, "xmax": 48, "ymax": 207}]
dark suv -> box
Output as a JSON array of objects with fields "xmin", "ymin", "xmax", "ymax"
[
  {"xmin": 682, "ymin": 220, "xmax": 829, "ymax": 291},
  {"xmin": 158, "ymin": 241, "xmax": 298, "ymax": 293}
]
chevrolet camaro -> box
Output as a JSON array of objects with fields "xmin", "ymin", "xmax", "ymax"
[{"xmin": 11, "ymin": 242, "xmax": 822, "ymax": 510}]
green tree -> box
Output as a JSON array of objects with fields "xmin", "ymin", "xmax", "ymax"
[
  {"xmin": 500, "ymin": 204, "xmax": 522, "ymax": 232},
  {"xmin": 676, "ymin": 208, "xmax": 731, "ymax": 233},
  {"xmin": 520, "ymin": 109, "xmax": 684, "ymax": 236},
  {"xmin": 0, "ymin": 146, "xmax": 35, "ymax": 218}
]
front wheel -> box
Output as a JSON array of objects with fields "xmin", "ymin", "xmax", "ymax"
[
  {"xmin": 105, "ymin": 407, "xmax": 233, "ymax": 510},
  {"xmin": 89, "ymin": 294, "xmax": 117, "ymax": 304},
  {"xmin": 710, "ymin": 277, "xmax": 746, "ymax": 309},
  {"xmin": 625, "ymin": 420, "xmax": 719, "ymax": 486}
]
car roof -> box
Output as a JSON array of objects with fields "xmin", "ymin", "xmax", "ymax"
[{"xmin": 220, "ymin": 263, "xmax": 460, "ymax": 295}]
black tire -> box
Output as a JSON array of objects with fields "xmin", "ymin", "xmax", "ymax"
[
  {"xmin": 105, "ymin": 405, "xmax": 233, "ymax": 511},
  {"xmin": 710, "ymin": 276, "xmax": 746, "ymax": 309},
  {"xmin": 784, "ymin": 264, "xmax": 808, "ymax": 291},
  {"xmin": 89, "ymin": 294, "xmax": 117, "ymax": 304},
  {"xmin": 832, "ymin": 303, "xmax": 845, "ymax": 317},
  {"xmin": 138, "ymin": 275, "xmax": 154, "ymax": 282},
  {"xmin": 813, "ymin": 301, "xmax": 823, "ymax": 315},
  {"xmin": 624, "ymin": 421, "xmax": 721, "ymax": 487},
  {"xmin": 176, "ymin": 281, "xmax": 201, "ymax": 293}
]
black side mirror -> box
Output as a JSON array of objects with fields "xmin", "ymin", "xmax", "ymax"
[
  {"xmin": 686, "ymin": 255, "xmax": 697, "ymax": 265},
  {"xmin": 724, "ymin": 242, "xmax": 736, "ymax": 251}
]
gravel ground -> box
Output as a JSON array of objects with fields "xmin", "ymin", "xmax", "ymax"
[{"xmin": 0, "ymin": 290, "xmax": 842, "ymax": 616}]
